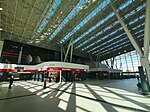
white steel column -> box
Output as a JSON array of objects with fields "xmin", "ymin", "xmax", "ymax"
[
  {"xmin": 17, "ymin": 46, "xmax": 23, "ymax": 64},
  {"xmin": 105, "ymin": 60, "xmax": 109, "ymax": 67},
  {"xmin": 70, "ymin": 42, "xmax": 73, "ymax": 63},
  {"xmin": 141, "ymin": 0, "xmax": 150, "ymax": 89},
  {"xmin": 119, "ymin": 55, "xmax": 122, "ymax": 70},
  {"xmin": 64, "ymin": 39, "xmax": 72, "ymax": 62},
  {"xmin": 111, "ymin": 57, "xmax": 115, "ymax": 69},
  {"xmin": 110, "ymin": 3, "xmax": 143, "ymax": 57},
  {"xmin": 111, "ymin": 1, "xmax": 150, "ymax": 89},
  {"xmin": 144, "ymin": 0, "xmax": 150, "ymax": 57},
  {"xmin": 61, "ymin": 44, "xmax": 63, "ymax": 62},
  {"xmin": 59, "ymin": 70, "xmax": 62, "ymax": 83},
  {"xmin": 89, "ymin": 53, "xmax": 95, "ymax": 66}
]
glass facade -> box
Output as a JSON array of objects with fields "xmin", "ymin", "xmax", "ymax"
[{"xmin": 102, "ymin": 49, "xmax": 150, "ymax": 72}]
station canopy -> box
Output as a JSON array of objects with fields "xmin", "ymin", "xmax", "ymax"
[{"xmin": 0, "ymin": 0, "xmax": 146, "ymax": 61}]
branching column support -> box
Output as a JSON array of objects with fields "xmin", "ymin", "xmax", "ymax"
[
  {"xmin": 17, "ymin": 46, "xmax": 23, "ymax": 64},
  {"xmin": 64, "ymin": 38, "xmax": 73, "ymax": 62},
  {"xmin": 70, "ymin": 42, "xmax": 73, "ymax": 63},
  {"xmin": 141, "ymin": 0, "xmax": 150, "ymax": 89},
  {"xmin": 105, "ymin": 60, "xmax": 109, "ymax": 67},
  {"xmin": 110, "ymin": 1, "xmax": 150, "ymax": 90},
  {"xmin": 110, "ymin": 3, "xmax": 143, "ymax": 56},
  {"xmin": 89, "ymin": 53, "xmax": 95, "ymax": 66},
  {"xmin": 61, "ymin": 44, "xmax": 63, "ymax": 62},
  {"xmin": 111, "ymin": 57, "xmax": 115, "ymax": 69}
]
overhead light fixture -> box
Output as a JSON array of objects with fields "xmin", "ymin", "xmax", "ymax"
[
  {"xmin": 92, "ymin": 0, "xmax": 96, "ymax": 2},
  {"xmin": 0, "ymin": 28, "xmax": 2, "ymax": 31},
  {"xmin": 0, "ymin": 8, "xmax": 3, "ymax": 11}
]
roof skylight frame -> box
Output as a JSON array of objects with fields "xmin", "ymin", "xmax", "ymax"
[
  {"xmin": 60, "ymin": 0, "xmax": 111, "ymax": 43},
  {"xmin": 37, "ymin": 0, "xmax": 61, "ymax": 33}
]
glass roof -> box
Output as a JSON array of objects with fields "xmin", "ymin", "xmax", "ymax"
[
  {"xmin": 1, "ymin": 0, "xmax": 147, "ymax": 61},
  {"xmin": 60, "ymin": 0, "xmax": 110, "ymax": 43},
  {"xmin": 37, "ymin": 0, "xmax": 61, "ymax": 33},
  {"xmin": 49, "ymin": 0, "xmax": 87, "ymax": 39},
  {"xmin": 32, "ymin": 0, "xmax": 146, "ymax": 60}
]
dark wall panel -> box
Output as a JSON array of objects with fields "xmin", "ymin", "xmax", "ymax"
[{"xmin": 1, "ymin": 39, "xmax": 90, "ymax": 65}]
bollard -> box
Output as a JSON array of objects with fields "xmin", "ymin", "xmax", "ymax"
[{"xmin": 43, "ymin": 79, "xmax": 46, "ymax": 89}]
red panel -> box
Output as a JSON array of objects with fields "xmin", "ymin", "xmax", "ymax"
[
  {"xmin": 23, "ymin": 70, "xmax": 38, "ymax": 72},
  {"xmin": 0, "ymin": 69, "xmax": 15, "ymax": 72},
  {"xmin": 47, "ymin": 67, "xmax": 62, "ymax": 71}
]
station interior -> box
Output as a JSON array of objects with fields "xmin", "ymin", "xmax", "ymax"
[{"xmin": 0, "ymin": 0, "xmax": 150, "ymax": 112}]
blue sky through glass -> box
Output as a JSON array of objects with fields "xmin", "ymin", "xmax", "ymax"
[
  {"xmin": 75, "ymin": 13, "xmax": 116, "ymax": 49},
  {"xmin": 49, "ymin": 0, "xmax": 87, "ymax": 39},
  {"xmin": 73, "ymin": 0, "xmax": 136, "ymax": 47},
  {"xmin": 92, "ymin": 28, "xmax": 144, "ymax": 55},
  {"xmin": 78, "ymin": 0, "xmax": 140, "ymax": 52},
  {"xmin": 73, "ymin": 12, "xmax": 114, "ymax": 45},
  {"xmin": 37, "ymin": 0, "xmax": 61, "ymax": 33},
  {"xmin": 87, "ymin": 30, "xmax": 125, "ymax": 53},
  {"xmin": 89, "ymin": 20, "xmax": 144, "ymax": 54},
  {"xmin": 101, "ymin": 49, "xmax": 146, "ymax": 72},
  {"xmin": 60, "ymin": 0, "xmax": 110, "ymax": 43}
]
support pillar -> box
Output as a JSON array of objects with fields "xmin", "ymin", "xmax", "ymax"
[
  {"xmin": 64, "ymin": 39, "xmax": 72, "ymax": 62},
  {"xmin": 140, "ymin": 57, "xmax": 150, "ymax": 90},
  {"xmin": 17, "ymin": 46, "xmax": 23, "ymax": 64},
  {"xmin": 144, "ymin": 0, "xmax": 150, "ymax": 57},
  {"xmin": 70, "ymin": 42, "xmax": 73, "ymax": 63},
  {"xmin": 142, "ymin": 0, "xmax": 150, "ymax": 90},
  {"xmin": 105, "ymin": 60, "xmax": 110, "ymax": 67},
  {"xmin": 110, "ymin": 1, "xmax": 150, "ymax": 90},
  {"xmin": 110, "ymin": 2, "xmax": 143, "ymax": 57},
  {"xmin": 119, "ymin": 55, "xmax": 122, "ymax": 70},
  {"xmin": 111, "ymin": 57, "xmax": 115, "ymax": 69},
  {"xmin": 61, "ymin": 44, "xmax": 63, "ymax": 62},
  {"xmin": 89, "ymin": 53, "xmax": 95, "ymax": 66},
  {"xmin": 59, "ymin": 70, "xmax": 62, "ymax": 83}
]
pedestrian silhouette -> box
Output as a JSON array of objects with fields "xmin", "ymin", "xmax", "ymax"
[{"xmin": 9, "ymin": 75, "xmax": 14, "ymax": 89}]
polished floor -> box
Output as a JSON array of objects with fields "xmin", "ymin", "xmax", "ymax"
[{"xmin": 0, "ymin": 79, "xmax": 150, "ymax": 112}]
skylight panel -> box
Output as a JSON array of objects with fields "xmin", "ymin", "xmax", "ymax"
[
  {"xmin": 136, "ymin": 3, "xmax": 146, "ymax": 11},
  {"xmin": 87, "ymin": 32, "xmax": 126, "ymax": 53},
  {"xmin": 129, "ymin": 18, "xmax": 138, "ymax": 25},
  {"xmin": 124, "ymin": 3, "xmax": 145, "ymax": 19},
  {"xmin": 99, "ymin": 40, "xmax": 130, "ymax": 55},
  {"xmin": 132, "ymin": 23, "xmax": 144, "ymax": 30},
  {"xmin": 78, "ymin": 2, "xmax": 145, "ymax": 51},
  {"xmin": 80, "ymin": 26, "xmax": 123, "ymax": 51},
  {"xmin": 73, "ymin": 12, "xmax": 114, "ymax": 44},
  {"xmin": 37, "ymin": 0, "xmax": 61, "ymax": 33},
  {"xmin": 134, "ymin": 29, "xmax": 144, "ymax": 35},
  {"xmin": 60, "ymin": 0, "xmax": 110, "ymax": 43},
  {"xmin": 75, "ymin": 1, "xmax": 138, "ymax": 48},
  {"xmin": 119, "ymin": 0, "xmax": 135, "ymax": 10},
  {"xmin": 49, "ymin": 0, "xmax": 87, "ymax": 39}
]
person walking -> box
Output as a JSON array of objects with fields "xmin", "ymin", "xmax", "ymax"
[
  {"xmin": 43, "ymin": 78, "xmax": 47, "ymax": 89},
  {"xmin": 9, "ymin": 75, "xmax": 14, "ymax": 89}
]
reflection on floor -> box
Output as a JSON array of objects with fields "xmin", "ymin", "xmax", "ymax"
[{"xmin": 0, "ymin": 79, "xmax": 150, "ymax": 112}]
